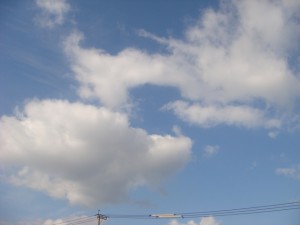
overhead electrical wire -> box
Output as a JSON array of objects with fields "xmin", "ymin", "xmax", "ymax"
[
  {"xmin": 174, "ymin": 201, "xmax": 300, "ymax": 218},
  {"xmin": 105, "ymin": 201, "xmax": 300, "ymax": 219},
  {"xmin": 52, "ymin": 201, "xmax": 300, "ymax": 225},
  {"xmin": 52, "ymin": 215, "xmax": 97, "ymax": 225}
]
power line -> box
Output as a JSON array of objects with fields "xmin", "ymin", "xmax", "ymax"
[
  {"xmin": 106, "ymin": 201, "xmax": 300, "ymax": 219},
  {"xmin": 52, "ymin": 215, "xmax": 97, "ymax": 225},
  {"xmin": 52, "ymin": 201, "xmax": 300, "ymax": 225},
  {"xmin": 175, "ymin": 201, "xmax": 300, "ymax": 218}
]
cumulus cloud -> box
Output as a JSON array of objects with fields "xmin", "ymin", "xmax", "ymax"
[
  {"xmin": 63, "ymin": 31, "xmax": 201, "ymax": 109},
  {"xmin": 35, "ymin": 0, "xmax": 70, "ymax": 28},
  {"xmin": 0, "ymin": 100, "xmax": 192, "ymax": 206},
  {"xmin": 63, "ymin": 0, "xmax": 300, "ymax": 130},
  {"xmin": 276, "ymin": 164, "xmax": 300, "ymax": 180},
  {"xmin": 169, "ymin": 217, "xmax": 219, "ymax": 225}
]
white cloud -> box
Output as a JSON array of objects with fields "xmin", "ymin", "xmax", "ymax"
[
  {"xmin": 0, "ymin": 100, "xmax": 192, "ymax": 206},
  {"xmin": 204, "ymin": 145, "xmax": 220, "ymax": 158},
  {"xmin": 276, "ymin": 164, "xmax": 300, "ymax": 180},
  {"xmin": 200, "ymin": 217, "xmax": 219, "ymax": 225},
  {"xmin": 165, "ymin": 101, "xmax": 281, "ymax": 129},
  {"xmin": 63, "ymin": 31, "xmax": 201, "ymax": 110},
  {"xmin": 63, "ymin": 0, "xmax": 300, "ymax": 130},
  {"xmin": 169, "ymin": 217, "xmax": 219, "ymax": 225},
  {"xmin": 35, "ymin": 0, "xmax": 70, "ymax": 28}
]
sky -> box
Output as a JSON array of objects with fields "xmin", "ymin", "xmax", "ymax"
[{"xmin": 0, "ymin": 0, "xmax": 300, "ymax": 225}]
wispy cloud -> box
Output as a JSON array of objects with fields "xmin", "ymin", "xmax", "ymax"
[
  {"xmin": 169, "ymin": 217, "xmax": 220, "ymax": 225},
  {"xmin": 165, "ymin": 101, "xmax": 281, "ymax": 129},
  {"xmin": 276, "ymin": 164, "xmax": 300, "ymax": 180},
  {"xmin": 35, "ymin": 0, "xmax": 70, "ymax": 28},
  {"xmin": 203, "ymin": 145, "xmax": 220, "ymax": 158}
]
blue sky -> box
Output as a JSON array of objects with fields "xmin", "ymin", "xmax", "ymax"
[{"xmin": 0, "ymin": 0, "xmax": 300, "ymax": 225}]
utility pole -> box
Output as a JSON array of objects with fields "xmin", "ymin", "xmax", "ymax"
[{"xmin": 97, "ymin": 210, "xmax": 108, "ymax": 225}]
